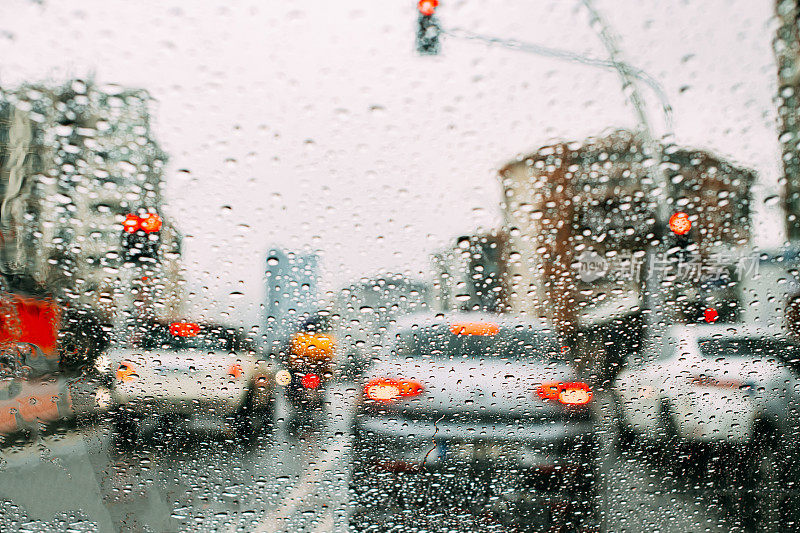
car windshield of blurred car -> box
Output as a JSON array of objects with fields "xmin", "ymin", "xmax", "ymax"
[
  {"xmin": 139, "ymin": 326, "xmax": 236, "ymax": 353},
  {"xmin": 394, "ymin": 324, "xmax": 561, "ymax": 361},
  {"xmin": 698, "ymin": 336, "xmax": 800, "ymax": 362}
]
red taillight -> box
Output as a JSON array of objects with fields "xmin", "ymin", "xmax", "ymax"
[
  {"xmin": 139, "ymin": 213, "xmax": 162, "ymax": 233},
  {"xmin": 537, "ymin": 381, "xmax": 592, "ymax": 406},
  {"xmin": 170, "ymin": 322, "xmax": 200, "ymax": 337},
  {"xmin": 123, "ymin": 214, "xmax": 140, "ymax": 233},
  {"xmin": 123, "ymin": 213, "xmax": 162, "ymax": 234},
  {"xmin": 669, "ymin": 211, "xmax": 692, "ymax": 235},
  {"xmin": 228, "ymin": 363, "xmax": 243, "ymax": 379},
  {"xmin": 301, "ymin": 373, "xmax": 321, "ymax": 389},
  {"xmin": 703, "ymin": 307, "xmax": 719, "ymax": 323},
  {"xmin": 364, "ymin": 378, "xmax": 424, "ymax": 403}
]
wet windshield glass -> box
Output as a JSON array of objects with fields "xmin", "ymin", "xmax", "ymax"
[
  {"xmin": 1, "ymin": 1, "xmax": 799, "ymax": 532},
  {"xmin": 139, "ymin": 325, "xmax": 241, "ymax": 352}
]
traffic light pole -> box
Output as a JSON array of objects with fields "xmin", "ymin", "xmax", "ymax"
[{"xmin": 580, "ymin": 0, "xmax": 675, "ymax": 355}]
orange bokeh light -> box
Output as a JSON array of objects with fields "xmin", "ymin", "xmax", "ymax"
[
  {"xmin": 669, "ymin": 212, "xmax": 692, "ymax": 236},
  {"xmin": 139, "ymin": 213, "xmax": 162, "ymax": 233}
]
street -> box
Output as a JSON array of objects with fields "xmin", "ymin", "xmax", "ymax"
[{"xmin": 0, "ymin": 383, "xmax": 744, "ymax": 533}]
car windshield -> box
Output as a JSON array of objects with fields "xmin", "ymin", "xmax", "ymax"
[
  {"xmin": 394, "ymin": 324, "xmax": 561, "ymax": 361},
  {"xmin": 698, "ymin": 336, "xmax": 800, "ymax": 362},
  {"xmin": 138, "ymin": 325, "xmax": 240, "ymax": 352}
]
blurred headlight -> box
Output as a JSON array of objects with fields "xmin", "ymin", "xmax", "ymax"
[
  {"xmin": 95, "ymin": 355, "xmax": 110, "ymax": 373},
  {"xmin": 116, "ymin": 362, "xmax": 138, "ymax": 383},
  {"xmin": 95, "ymin": 388, "xmax": 112, "ymax": 409},
  {"xmin": 275, "ymin": 369, "xmax": 291, "ymax": 386}
]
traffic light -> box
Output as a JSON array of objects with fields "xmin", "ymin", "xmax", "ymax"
[
  {"xmin": 668, "ymin": 211, "xmax": 691, "ymax": 237},
  {"xmin": 416, "ymin": 0, "xmax": 441, "ymax": 55},
  {"xmin": 668, "ymin": 211, "xmax": 694, "ymax": 256},
  {"xmin": 122, "ymin": 212, "xmax": 162, "ymax": 261}
]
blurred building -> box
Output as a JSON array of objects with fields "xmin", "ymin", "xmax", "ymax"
[
  {"xmin": 432, "ymin": 232, "xmax": 508, "ymax": 313},
  {"xmin": 0, "ymin": 79, "xmax": 183, "ymax": 322},
  {"xmin": 499, "ymin": 130, "xmax": 754, "ymax": 331},
  {"xmin": 332, "ymin": 273, "xmax": 432, "ymax": 373},
  {"xmin": 775, "ymin": 0, "xmax": 800, "ymax": 239},
  {"xmin": 494, "ymin": 130, "xmax": 755, "ymax": 378},
  {"xmin": 264, "ymin": 248, "xmax": 320, "ymax": 351}
]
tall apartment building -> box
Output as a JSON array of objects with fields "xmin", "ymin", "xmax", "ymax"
[
  {"xmin": 497, "ymin": 130, "xmax": 754, "ymax": 377},
  {"xmin": 0, "ymin": 79, "xmax": 183, "ymax": 322},
  {"xmin": 776, "ymin": 0, "xmax": 800, "ymax": 239}
]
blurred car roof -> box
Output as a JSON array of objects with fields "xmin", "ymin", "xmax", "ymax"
[
  {"xmin": 668, "ymin": 323, "xmax": 789, "ymax": 340},
  {"xmin": 389, "ymin": 312, "xmax": 552, "ymax": 333}
]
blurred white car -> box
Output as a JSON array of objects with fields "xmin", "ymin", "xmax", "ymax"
[
  {"xmin": 99, "ymin": 321, "xmax": 275, "ymax": 444},
  {"xmin": 613, "ymin": 324, "xmax": 800, "ymax": 445},
  {"xmin": 352, "ymin": 313, "xmax": 597, "ymax": 530}
]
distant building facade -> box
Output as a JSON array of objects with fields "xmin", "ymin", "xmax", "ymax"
[
  {"xmin": 332, "ymin": 273, "xmax": 432, "ymax": 372},
  {"xmin": 264, "ymin": 248, "xmax": 320, "ymax": 351},
  {"xmin": 432, "ymin": 232, "xmax": 508, "ymax": 313},
  {"xmin": 0, "ymin": 79, "xmax": 183, "ymax": 321},
  {"xmin": 776, "ymin": 0, "xmax": 800, "ymax": 239},
  {"xmin": 499, "ymin": 130, "xmax": 754, "ymax": 333},
  {"xmin": 497, "ymin": 130, "xmax": 755, "ymax": 379}
]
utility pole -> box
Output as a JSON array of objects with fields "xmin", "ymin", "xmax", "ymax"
[{"xmin": 581, "ymin": 0, "xmax": 676, "ymax": 354}]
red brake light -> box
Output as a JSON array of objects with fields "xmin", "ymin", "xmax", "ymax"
[
  {"xmin": 123, "ymin": 214, "xmax": 140, "ymax": 233},
  {"xmin": 537, "ymin": 382, "xmax": 592, "ymax": 406},
  {"xmin": 170, "ymin": 322, "xmax": 200, "ymax": 337},
  {"xmin": 365, "ymin": 378, "xmax": 424, "ymax": 402},
  {"xmin": 139, "ymin": 213, "xmax": 162, "ymax": 233},
  {"xmin": 123, "ymin": 213, "xmax": 162, "ymax": 234},
  {"xmin": 301, "ymin": 373, "xmax": 321, "ymax": 389}
]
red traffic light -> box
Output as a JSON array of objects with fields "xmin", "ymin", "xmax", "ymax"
[
  {"xmin": 122, "ymin": 212, "xmax": 162, "ymax": 234},
  {"xmin": 418, "ymin": 0, "xmax": 438, "ymax": 16},
  {"xmin": 668, "ymin": 212, "xmax": 692, "ymax": 236},
  {"xmin": 703, "ymin": 308, "xmax": 719, "ymax": 323}
]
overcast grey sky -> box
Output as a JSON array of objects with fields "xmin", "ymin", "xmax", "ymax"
[{"xmin": 0, "ymin": 0, "xmax": 783, "ymax": 326}]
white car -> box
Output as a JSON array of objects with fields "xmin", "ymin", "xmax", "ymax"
[
  {"xmin": 613, "ymin": 324, "xmax": 800, "ymax": 446},
  {"xmin": 99, "ymin": 321, "xmax": 275, "ymax": 445}
]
